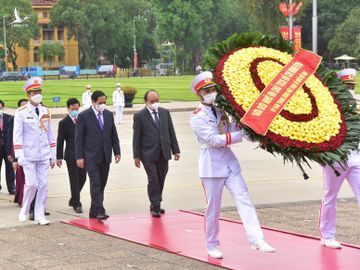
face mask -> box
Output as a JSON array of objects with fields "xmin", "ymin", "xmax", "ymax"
[
  {"xmin": 95, "ymin": 104, "xmax": 106, "ymax": 112},
  {"xmin": 31, "ymin": 94, "xmax": 43, "ymax": 105},
  {"xmin": 202, "ymin": 92, "xmax": 217, "ymax": 105},
  {"xmin": 148, "ymin": 102, "xmax": 160, "ymax": 111},
  {"xmin": 69, "ymin": 110, "xmax": 79, "ymax": 118},
  {"xmin": 116, "ymin": 87, "xmax": 121, "ymax": 91}
]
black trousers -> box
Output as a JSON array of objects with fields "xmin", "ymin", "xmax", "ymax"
[
  {"xmin": 87, "ymin": 161, "xmax": 110, "ymax": 216},
  {"xmin": 66, "ymin": 160, "xmax": 87, "ymax": 207},
  {"xmin": 142, "ymin": 154, "xmax": 169, "ymax": 208},
  {"xmin": 0, "ymin": 147, "xmax": 15, "ymax": 193}
]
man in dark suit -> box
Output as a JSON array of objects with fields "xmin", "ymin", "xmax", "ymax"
[
  {"xmin": 133, "ymin": 90, "xmax": 180, "ymax": 218},
  {"xmin": 0, "ymin": 100, "xmax": 15, "ymax": 194},
  {"xmin": 75, "ymin": 90, "xmax": 121, "ymax": 221},
  {"xmin": 57, "ymin": 98, "xmax": 87, "ymax": 213}
]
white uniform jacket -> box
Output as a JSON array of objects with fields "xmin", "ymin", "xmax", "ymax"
[
  {"xmin": 112, "ymin": 90, "xmax": 125, "ymax": 107},
  {"xmin": 13, "ymin": 103, "xmax": 56, "ymax": 162},
  {"xmin": 82, "ymin": 91, "xmax": 92, "ymax": 108},
  {"xmin": 190, "ymin": 103, "xmax": 244, "ymax": 178}
]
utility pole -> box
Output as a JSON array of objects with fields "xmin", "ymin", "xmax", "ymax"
[{"xmin": 312, "ymin": 0, "xmax": 318, "ymax": 53}]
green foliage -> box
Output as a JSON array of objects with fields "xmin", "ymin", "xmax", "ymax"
[
  {"xmin": 204, "ymin": 32, "xmax": 360, "ymax": 168},
  {"xmin": 122, "ymin": 86, "xmax": 138, "ymax": 95},
  {"xmin": 39, "ymin": 43, "xmax": 65, "ymax": 66},
  {"xmin": 0, "ymin": 0, "xmax": 38, "ymax": 70}
]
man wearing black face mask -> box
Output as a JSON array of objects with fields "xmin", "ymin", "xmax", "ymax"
[
  {"xmin": 13, "ymin": 77, "xmax": 56, "ymax": 225},
  {"xmin": 75, "ymin": 90, "xmax": 121, "ymax": 221},
  {"xmin": 132, "ymin": 89, "xmax": 180, "ymax": 217}
]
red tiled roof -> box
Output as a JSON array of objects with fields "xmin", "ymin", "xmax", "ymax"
[{"xmin": 32, "ymin": 0, "xmax": 58, "ymax": 6}]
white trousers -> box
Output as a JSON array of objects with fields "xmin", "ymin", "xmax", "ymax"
[
  {"xmin": 319, "ymin": 165, "xmax": 360, "ymax": 240},
  {"xmin": 20, "ymin": 160, "xmax": 50, "ymax": 221},
  {"xmin": 115, "ymin": 106, "xmax": 124, "ymax": 124},
  {"xmin": 201, "ymin": 170, "xmax": 264, "ymax": 249}
]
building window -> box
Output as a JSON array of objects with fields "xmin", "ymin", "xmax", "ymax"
[
  {"xmin": 58, "ymin": 54, "xmax": 64, "ymax": 62},
  {"xmin": 57, "ymin": 28, "xmax": 64, "ymax": 41},
  {"xmin": 33, "ymin": 47, "xmax": 40, "ymax": 62},
  {"xmin": 43, "ymin": 12, "xmax": 48, "ymax": 19},
  {"xmin": 42, "ymin": 24, "xmax": 53, "ymax": 41}
]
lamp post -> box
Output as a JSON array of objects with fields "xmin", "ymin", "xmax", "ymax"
[
  {"xmin": 2, "ymin": 15, "xmax": 8, "ymax": 72},
  {"xmin": 312, "ymin": 0, "xmax": 318, "ymax": 53},
  {"xmin": 113, "ymin": 54, "xmax": 117, "ymax": 66},
  {"xmin": 133, "ymin": 15, "xmax": 140, "ymax": 71},
  {"xmin": 288, "ymin": 0, "xmax": 293, "ymax": 41}
]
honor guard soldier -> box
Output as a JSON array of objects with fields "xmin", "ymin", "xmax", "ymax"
[
  {"xmin": 82, "ymin": 84, "xmax": 92, "ymax": 108},
  {"xmin": 112, "ymin": 82, "xmax": 125, "ymax": 124},
  {"xmin": 13, "ymin": 77, "xmax": 56, "ymax": 225},
  {"xmin": 189, "ymin": 71, "xmax": 274, "ymax": 259},
  {"xmin": 319, "ymin": 68, "xmax": 360, "ymax": 248}
]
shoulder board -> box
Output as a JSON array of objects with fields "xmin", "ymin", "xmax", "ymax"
[
  {"xmin": 192, "ymin": 107, "xmax": 202, "ymax": 115},
  {"xmin": 16, "ymin": 105, "xmax": 27, "ymax": 112}
]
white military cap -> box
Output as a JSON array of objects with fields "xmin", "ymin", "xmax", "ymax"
[
  {"xmin": 85, "ymin": 84, "xmax": 91, "ymax": 89},
  {"xmin": 337, "ymin": 68, "xmax": 356, "ymax": 84},
  {"xmin": 116, "ymin": 82, "xmax": 121, "ymax": 87},
  {"xmin": 23, "ymin": 77, "xmax": 43, "ymax": 92},
  {"xmin": 190, "ymin": 71, "xmax": 216, "ymax": 93}
]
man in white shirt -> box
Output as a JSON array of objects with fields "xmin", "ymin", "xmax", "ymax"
[
  {"xmin": 82, "ymin": 84, "xmax": 92, "ymax": 109},
  {"xmin": 112, "ymin": 82, "xmax": 125, "ymax": 124}
]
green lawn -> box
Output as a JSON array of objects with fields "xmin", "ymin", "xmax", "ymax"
[
  {"xmin": 0, "ymin": 76, "xmax": 196, "ymax": 108},
  {"xmin": 1, "ymin": 74, "xmax": 359, "ymax": 108}
]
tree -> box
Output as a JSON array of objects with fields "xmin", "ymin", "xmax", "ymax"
[
  {"xmin": 50, "ymin": 0, "xmax": 155, "ymax": 68},
  {"xmin": 328, "ymin": 7, "xmax": 360, "ymax": 59},
  {"xmin": 39, "ymin": 43, "xmax": 65, "ymax": 67},
  {"xmin": 0, "ymin": 0, "xmax": 38, "ymax": 70}
]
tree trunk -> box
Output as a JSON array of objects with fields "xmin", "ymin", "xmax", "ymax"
[{"xmin": 8, "ymin": 44, "xmax": 18, "ymax": 71}]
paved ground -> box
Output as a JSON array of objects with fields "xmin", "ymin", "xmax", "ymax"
[{"xmin": 0, "ymin": 104, "xmax": 359, "ymax": 269}]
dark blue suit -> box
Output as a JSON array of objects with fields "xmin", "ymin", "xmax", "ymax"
[
  {"xmin": 1, "ymin": 113, "xmax": 15, "ymax": 193},
  {"xmin": 75, "ymin": 107, "xmax": 120, "ymax": 216}
]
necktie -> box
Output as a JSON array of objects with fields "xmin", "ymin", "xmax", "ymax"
[
  {"xmin": 35, "ymin": 107, "xmax": 39, "ymax": 116},
  {"xmin": 97, "ymin": 112, "xmax": 104, "ymax": 130},
  {"xmin": 153, "ymin": 111, "xmax": 160, "ymax": 128},
  {"xmin": 211, "ymin": 106, "xmax": 217, "ymax": 119},
  {"xmin": 73, "ymin": 118, "xmax": 77, "ymax": 124}
]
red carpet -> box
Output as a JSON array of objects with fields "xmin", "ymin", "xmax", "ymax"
[{"xmin": 63, "ymin": 210, "xmax": 359, "ymax": 270}]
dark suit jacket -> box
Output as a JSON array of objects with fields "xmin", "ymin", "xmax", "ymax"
[
  {"xmin": 57, "ymin": 115, "xmax": 77, "ymax": 161},
  {"xmin": 75, "ymin": 107, "xmax": 121, "ymax": 166},
  {"xmin": 5, "ymin": 116, "xmax": 14, "ymax": 156},
  {"xmin": 133, "ymin": 107, "xmax": 180, "ymax": 162},
  {"xmin": 1, "ymin": 113, "xmax": 12, "ymax": 154}
]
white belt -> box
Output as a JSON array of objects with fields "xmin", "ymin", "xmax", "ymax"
[{"xmin": 200, "ymin": 144, "xmax": 226, "ymax": 150}]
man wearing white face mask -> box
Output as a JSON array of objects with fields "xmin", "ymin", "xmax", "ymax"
[
  {"xmin": 112, "ymin": 82, "xmax": 125, "ymax": 124},
  {"xmin": 13, "ymin": 77, "xmax": 56, "ymax": 225},
  {"xmin": 75, "ymin": 90, "xmax": 121, "ymax": 221},
  {"xmin": 190, "ymin": 71, "xmax": 274, "ymax": 259},
  {"xmin": 133, "ymin": 89, "xmax": 180, "ymax": 217},
  {"xmin": 56, "ymin": 98, "xmax": 87, "ymax": 214}
]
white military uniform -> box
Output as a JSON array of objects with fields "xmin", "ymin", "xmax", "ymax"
[
  {"xmin": 82, "ymin": 89, "xmax": 92, "ymax": 109},
  {"xmin": 190, "ymin": 103, "xmax": 264, "ymax": 249},
  {"xmin": 112, "ymin": 88, "xmax": 125, "ymax": 124},
  {"xmin": 319, "ymin": 69, "xmax": 360, "ymax": 241},
  {"xmin": 320, "ymin": 145, "xmax": 360, "ymax": 241},
  {"xmin": 13, "ymin": 103, "xmax": 56, "ymax": 221}
]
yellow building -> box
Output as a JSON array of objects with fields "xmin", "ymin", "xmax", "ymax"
[{"xmin": 15, "ymin": 0, "xmax": 79, "ymax": 70}]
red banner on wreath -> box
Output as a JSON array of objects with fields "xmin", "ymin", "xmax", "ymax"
[
  {"xmin": 279, "ymin": 26, "xmax": 302, "ymax": 51},
  {"xmin": 240, "ymin": 49, "xmax": 322, "ymax": 135}
]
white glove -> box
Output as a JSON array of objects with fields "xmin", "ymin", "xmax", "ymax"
[{"xmin": 18, "ymin": 156, "xmax": 26, "ymax": 166}]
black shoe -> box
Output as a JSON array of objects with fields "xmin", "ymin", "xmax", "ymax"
[
  {"xmin": 29, "ymin": 212, "xmax": 34, "ymax": 221},
  {"xmin": 151, "ymin": 210, "xmax": 161, "ymax": 218},
  {"xmin": 150, "ymin": 205, "xmax": 165, "ymax": 214},
  {"xmin": 89, "ymin": 213, "xmax": 96, "ymax": 219},
  {"xmin": 9, "ymin": 190, "xmax": 15, "ymax": 195},
  {"xmin": 96, "ymin": 213, "xmax": 108, "ymax": 221},
  {"xmin": 74, "ymin": 206, "xmax": 83, "ymax": 214},
  {"xmin": 68, "ymin": 200, "xmax": 74, "ymax": 207},
  {"xmin": 44, "ymin": 211, "xmax": 50, "ymax": 216}
]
